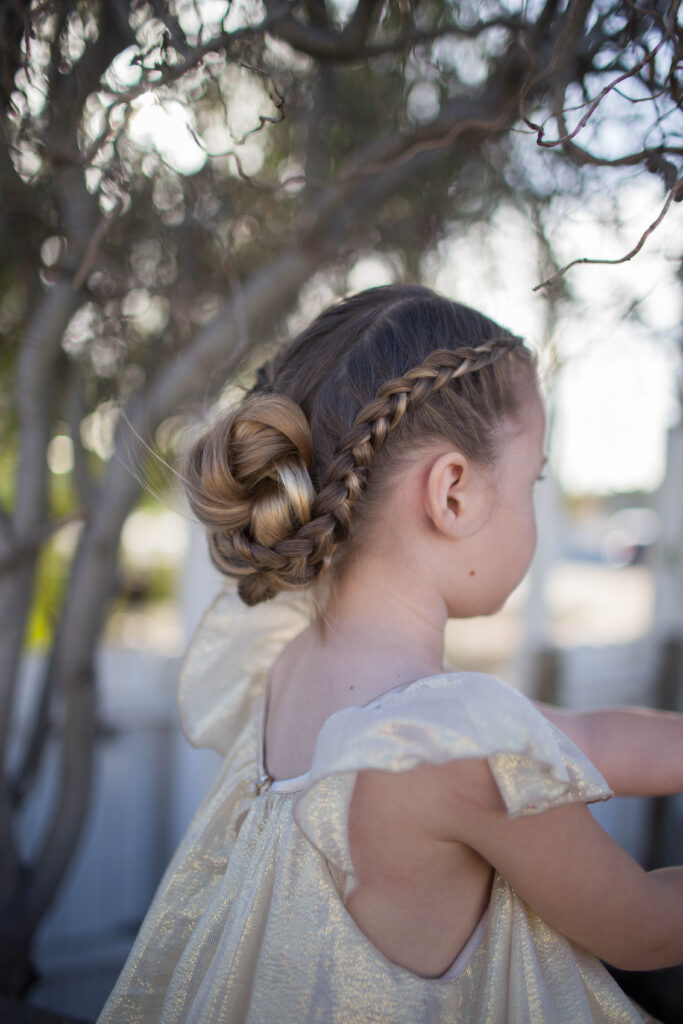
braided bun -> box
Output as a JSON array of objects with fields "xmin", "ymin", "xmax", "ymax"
[
  {"xmin": 184, "ymin": 394, "xmax": 317, "ymax": 605},
  {"xmin": 184, "ymin": 285, "xmax": 537, "ymax": 605}
]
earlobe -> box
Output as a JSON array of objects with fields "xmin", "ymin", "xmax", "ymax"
[{"xmin": 424, "ymin": 452, "xmax": 466, "ymax": 539}]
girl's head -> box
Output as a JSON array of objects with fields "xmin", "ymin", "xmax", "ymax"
[{"xmin": 184, "ymin": 284, "xmax": 541, "ymax": 608}]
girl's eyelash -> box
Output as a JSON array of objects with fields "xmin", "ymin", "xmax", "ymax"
[{"xmin": 535, "ymin": 473, "xmax": 546, "ymax": 483}]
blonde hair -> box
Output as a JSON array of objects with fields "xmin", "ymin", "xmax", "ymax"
[{"xmin": 183, "ymin": 285, "xmax": 536, "ymax": 605}]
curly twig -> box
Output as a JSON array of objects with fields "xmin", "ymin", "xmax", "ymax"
[{"xmin": 533, "ymin": 177, "xmax": 683, "ymax": 291}]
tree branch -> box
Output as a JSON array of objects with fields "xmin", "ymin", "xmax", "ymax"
[
  {"xmin": 263, "ymin": 0, "xmax": 380, "ymax": 59},
  {"xmin": 0, "ymin": 512, "xmax": 84, "ymax": 581},
  {"xmin": 264, "ymin": 0, "xmax": 525, "ymax": 61},
  {"xmin": 72, "ymin": 197, "xmax": 125, "ymax": 290},
  {"xmin": 525, "ymin": 1, "xmax": 680, "ymax": 150},
  {"xmin": 534, "ymin": 177, "xmax": 683, "ymax": 291},
  {"xmin": 65, "ymin": 359, "xmax": 98, "ymax": 511},
  {"xmin": 14, "ymin": 242, "xmax": 321, "ymax": 934},
  {"xmin": 345, "ymin": 100, "xmax": 520, "ymax": 180}
]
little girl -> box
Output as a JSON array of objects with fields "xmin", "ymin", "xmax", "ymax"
[{"xmin": 98, "ymin": 285, "xmax": 683, "ymax": 1023}]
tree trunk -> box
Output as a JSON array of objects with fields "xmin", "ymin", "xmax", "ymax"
[{"xmin": 0, "ymin": 245, "xmax": 320, "ymax": 995}]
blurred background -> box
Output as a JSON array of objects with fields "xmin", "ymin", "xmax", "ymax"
[{"xmin": 1, "ymin": 0, "xmax": 682, "ymax": 1021}]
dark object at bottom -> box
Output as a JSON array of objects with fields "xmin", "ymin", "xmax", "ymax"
[
  {"xmin": 605, "ymin": 962, "xmax": 683, "ymax": 1023},
  {"xmin": 0, "ymin": 995, "xmax": 88, "ymax": 1024}
]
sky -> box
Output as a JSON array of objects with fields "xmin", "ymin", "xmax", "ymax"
[{"xmin": 422, "ymin": 195, "xmax": 681, "ymax": 496}]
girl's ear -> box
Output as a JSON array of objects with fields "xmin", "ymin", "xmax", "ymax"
[{"xmin": 424, "ymin": 451, "xmax": 470, "ymax": 539}]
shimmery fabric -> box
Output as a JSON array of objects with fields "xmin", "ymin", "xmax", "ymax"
[{"xmin": 97, "ymin": 584, "xmax": 660, "ymax": 1024}]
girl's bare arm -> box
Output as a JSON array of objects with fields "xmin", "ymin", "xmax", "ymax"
[
  {"xmin": 533, "ymin": 702, "xmax": 683, "ymax": 796},
  {"xmin": 434, "ymin": 758, "xmax": 683, "ymax": 971}
]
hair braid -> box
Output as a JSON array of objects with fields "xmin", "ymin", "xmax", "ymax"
[
  {"xmin": 301, "ymin": 338, "xmax": 523, "ymax": 563},
  {"xmin": 205, "ymin": 336, "xmax": 523, "ymax": 604},
  {"xmin": 184, "ymin": 286, "xmax": 536, "ymax": 605}
]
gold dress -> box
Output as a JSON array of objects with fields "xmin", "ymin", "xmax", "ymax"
[{"xmin": 97, "ymin": 583, "xmax": 659, "ymax": 1024}]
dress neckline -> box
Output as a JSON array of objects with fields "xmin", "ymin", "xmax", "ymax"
[{"xmin": 256, "ymin": 669, "xmax": 451, "ymax": 795}]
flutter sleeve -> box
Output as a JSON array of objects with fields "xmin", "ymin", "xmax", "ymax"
[
  {"xmin": 177, "ymin": 581, "xmax": 316, "ymax": 756},
  {"xmin": 292, "ymin": 672, "xmax": 613, "ymax": 894}
]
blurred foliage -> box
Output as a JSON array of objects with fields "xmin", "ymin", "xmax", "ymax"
[{"xmin": 24, "ymin": 541, "xmax": 68, "ymax": 651}]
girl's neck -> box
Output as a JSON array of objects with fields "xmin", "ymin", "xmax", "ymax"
[
  {"xmin": 264, "ymin": 549, "xmax": 451, "ymax": 777},
  {"xmin": 311, "ymin": 554, "xmax": 449, "ymax": 691}
]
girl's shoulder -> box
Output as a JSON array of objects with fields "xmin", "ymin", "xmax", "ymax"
[
  {"xmin": 308, "ymin": 670, "xmax": 612, "ymax": 816},
  {"xmin": 290, "ymin": 670, "xmax": 614, "ymax": 896}
]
